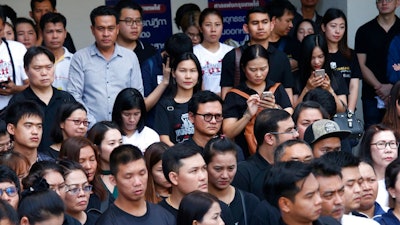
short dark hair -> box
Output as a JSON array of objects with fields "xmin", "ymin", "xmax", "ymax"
[
  {"xmin": 110, "ymin": 144, "xmax": 144, "ymax": 176},
  {"xmin": 254, "ymin": 109, "xmax": 291, "ymax": 147},
  {"xmin": 0, "ymin": 165, "xmax": 20, "ymax": 196},
  {"xmin": 320, "ymin": 151, "xmax": 360, "ymax": 170},
  {"xmin": 0, "ymin": 6, "xmax": 6, "ymax": 24},
  {"xmin": 0, "ymin": 119, "xmax": 7, "ymax": 136},
  {"xmin": 266, "ymin": 0, "xmax": 296, "ymax": 19},
  {"xmin": 112, "ymin": 88, "xmax": 146, "ymax": 133},
  {"xmin": 51, "ymin": 102, "xmax": 87, "ymax": 143},
  {"xmin": 264, "ymin": 161, "xmax": 313, "ymax": 208},
  {"xmin": 312, "ymin": 157, "xmax": 342, "ymax": 178},
  {"xmin": 39, "ymin": 12, "xmax": 66, "ymax": 31},
  {"xmin": 0, "ymin": 199, "xmax": 18, "ymax": 224},
  {"xmin": 24, "ymin": 46, "xmax": 55, "ymax": 69},
  {"xmin": 177, "ymin": 191, "xmax": 219, "ymax": 225},
  {"xmin": 0, "ymin": 5, "xmax": 17, "ymax": 25},
  {"xmin": 114, "ymin": 0, "xmax": 143, "ymax": 18},
  {"xmin": 58, "ymin": 159, "xmax": 86, "ymax": 178},
  {"xmin": 162, "ymin": 144, "xmax": 200, "ymax": 183},
  {"xmin": 358, "ymin": 124, "xmax": 397, "ymax": 165},
  {"xmin": 175, "ymin": 3, "xmax": 200, "ymax": 29},
  {"xmin": 22, "ymin": 160, "xmax": 63, "ymax": 189},
  {"xmin": 165, "ymin": 33, "xmax": 193, "ymax": 63},
  {"xmin": 203, "ymin": 136, "xmax": 237, "ymax": 164},
  {"xmin": 87, "ymin": 121, "xmax": 120, "ymax": 146},
  {"xmin": 274, "ymin": 139, "xmax": 311, "ymax": 163},
  {"xmin": 15, "ymin": 17, "xmax": 37, "ymax": 37},
  {"xmin": 90, "ymin": 5, "xmax": 118, "ymax": 26},
  {"xmin": 303, "ymin": 88, "xmax": 337, "ymax": 118},
  {"xmin": 4, "ymin": 100, "xmax": 44, "ymax": 126},
  {"xmin": 188, "ymin": 90, "xmax": 223, "ymax": 114},
  {"xmin": 385, "ymin": 159, "xmax": 400, "ymax": 193},
  {"xmin": 199, "ymin": 8, "xmax": 222, "ymax": 27},
  {"xmin": 292, "ymin": 101, "xmax": 329, "ymax": 125},
  {"xmin": 245, "ymin": 6, "xmax": 270, "ymax": 24},
  {"xmin": 30, "ymin": 0, "xmax": 56, "ymax": 12}
]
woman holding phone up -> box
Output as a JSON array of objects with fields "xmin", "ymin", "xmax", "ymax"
[{"xmin": 295, "ymin": 34, "xmax": 348, "ymax": 112}]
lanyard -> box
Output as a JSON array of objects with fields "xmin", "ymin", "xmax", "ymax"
[{"xmin": 2, "ymin": 38, "xmax": 16, "ymax": 83}]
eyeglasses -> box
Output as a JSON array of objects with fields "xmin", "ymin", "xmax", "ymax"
[
  {"xmin": 120, "ymin": 18, "xmax": 142, "ymax": 26},
  {"xmin": 66, "ymin": 119, "xmax": 90, "ymax": 127},
  {"xmin": 371, "ymin": 141, "xmax": 399, "ymax": 150},
  {"xmin": 0, "ymin": 186, "xmax": 18, "ymax": 197},
  {"xmin": 65, "ymin": 184, "xmax": 93, "ymax": 195},
  {"xmin": 195, "ymin": 113, "xmax": 223, "ymax": 122},
  {"xmin": 376, "ymin": 0, "xmax": 394, "ymax": 3},
  {"xmin": 270, "ymin": 127, "xmax": 298, "ymax": 135}
]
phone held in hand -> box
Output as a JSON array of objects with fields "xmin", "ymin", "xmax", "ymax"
[
  {"xmin": 262, "ymin": 91, "xmax": 273, "ymax": 99},
  {"xmin": 314, "ymin": 69, "xmax": 325, "ymax": 77}
]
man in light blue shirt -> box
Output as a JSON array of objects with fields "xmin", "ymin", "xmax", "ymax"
[{"xmin": 67, "ymin": 5, "xmax": 143, "ymax": 123}]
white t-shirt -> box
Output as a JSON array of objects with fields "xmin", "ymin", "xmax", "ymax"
[
  {"xmin": 122, "ymin": 126, "xmax": 160, "ymax": 153},
  {"xmin": 377, "ymin": 178, "xmax": 389, "ymax": 208},
  {"xmin": 342, "ymin": 214, "xmax": 379, "ymax": 225},
  {"xmin": 0, "ymin": 40, "xmax": 28, "ymax": 109},
  {"xmin": 193, "ymin": 43, "xmax": 233, "ymax": 94},
  {"xmin": 53, "ymin": 47, "xmax": 73, "ymax": 91}
]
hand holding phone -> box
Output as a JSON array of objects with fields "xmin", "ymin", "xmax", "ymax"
[
  {"xmin": 262, "ymin": 91, "xmax": 273, "ymax": 99},
  {"xmin": 314, "ymin": 69, "xmax": 325, "ymax": 78}
]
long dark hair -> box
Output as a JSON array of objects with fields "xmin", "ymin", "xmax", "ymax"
[
  {"xmin": 177, "ymin": 191, "xmax": 220, "ymax": 225},
  {"xmin": 382, "ymin": 81, "xmax": 400, "ymax": 138}
]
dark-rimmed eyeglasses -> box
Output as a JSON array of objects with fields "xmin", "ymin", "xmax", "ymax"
[
  {"xmin": 120, "ymin": 18, "xmax": 142, "ymax": 26},
  {"xmin": 195, "ymin": 113, "xmax": 223, "ymax": 122},
  {"xmin": 65, "ymin": 184, "xmax": 93, "ymax": 195},
  {"xmin": 66, "ymin": 119, "xmax": 90, "ymax": 127},
  {"xmin": 0, "ymin": 186, "xmax": 18, "ymax": 197},
  {"xmin": 370, "ymin": 141, "xmax": 399, "ymax": 150}
]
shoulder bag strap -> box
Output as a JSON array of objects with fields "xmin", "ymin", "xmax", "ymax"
[
  {"xmin": 229, "ymin": 88, "xmax": 250, "ymax": 99},
  {"xmin": 238, "ymin": 189, "xmax": 248, "ymax": 225},
  {"xmin": 2, "ymin": 38, "xmax": 16, "ymax": 82},
  {"xmin": 234, "ymin": 47, "xmax": 242, "ymax": 87}
]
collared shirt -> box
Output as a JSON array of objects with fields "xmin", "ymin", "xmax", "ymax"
[
  {"xmin": 352, "ymin": 202, "xmax": 387, "ymax": 220},
  {"xmin": 53, "ymin": 47, "xmax": 73, "ymax": 91},
  {"xmin": 67, "ymin": 43, "xmax": 144, "ymax": 123}
]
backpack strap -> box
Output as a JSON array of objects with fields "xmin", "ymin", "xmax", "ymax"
[
  {"xmin": 234, "ymin": 47, "xmax": 242, "ymax": 87},
  {"xmin": 268, "ymin": 82, "xmax": 281, "ymax": 94}
]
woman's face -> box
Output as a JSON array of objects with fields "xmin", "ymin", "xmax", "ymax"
[
  {"xmin": 4, "ymin": 23, "xmax": 15, "ymax": 41},
  {"xmin": 79, "ymin": 146, "xmax": 97, "ymax": 182},
  {"xmin": 172, "ymin": 59, "xmax": 199, "ymax": 91},
  {"xmin": 297, "ymin": 21, "xmax": 314, "ymax": 42},
  {"xmin": 370, "ymin": 130, "xmax": 398, "ymax": 169},
  {"xmin": 196, "ymin": 202, "xmax": 225, "ymax": 225},
  {"xmin": 43, "ymin": 171, "xmax": 66, "ymax": 199},
  {"xmin": 389, "ymin": 172, "xmax": 400, "ymax": 206},
  {"xmin": 244, "ymin": 57, "xmax": 269, "ymax": 86},
  {"xmin": 207, "ymin": 152, "xmax": 237, "ymax": 190},
  {"xmin": 310, "ymin": 46, "xmax": 325, "ymax": 71},
  {"xmin": 297, "ymin": 108, "xmax": 324, "ymax": 140},
  {"xmin": 15, "ymin": 22, "xmax": 37, "ymax": 49},
  {"xmin": 64, "ymin": 170, "xmax": 90, "ymax": 214},
  {"xmin": 151, "ymin": 160, "xmax": 171, "ymax": 189},
  {"xmin": 322, "ymin": 17, "xmax": 345, "ymax": 44},
  {"xmin": 200, "ymin": 14, "xmax": 223, "ymax": 44},
  {"xmin": 99, "ymin": 129, "xmax": 122, "ymax": 164},
  {"xmin": 60, "ymin": 109, "xmax": 88, "ymax": 139},
  {"xmin": 121, "ymin": 108, "xmax": 141, "ymax": 133},
  {"xmin": 185, "ymin": 25, "xmax": 201, "ymax": 46}
]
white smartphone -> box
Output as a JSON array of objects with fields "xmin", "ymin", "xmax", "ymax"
[{"xmin": 314, "ymin": 69, "xmax": 325, "ymax": 77}]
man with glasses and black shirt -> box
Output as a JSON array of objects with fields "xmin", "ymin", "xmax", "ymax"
[
  {"xmin": 231, "ymin": 108, "xmax": 298, "ymax": 200},
  {"xmin": 181, "ymin": 91, "xmax": 224, "ymax": 155}
]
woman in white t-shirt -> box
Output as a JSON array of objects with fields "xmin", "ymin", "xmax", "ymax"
[
  {"xmin": 112, "ymin": 88, "xmax": 159, "ymax": 153},
  {"xmin": 193, "ymin": 8, "xmax": 233, "ymax": 96}
]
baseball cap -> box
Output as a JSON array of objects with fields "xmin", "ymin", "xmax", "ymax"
[{"xmin": 304, "ymin": 119, "xmax": 351, "ymax": 144}]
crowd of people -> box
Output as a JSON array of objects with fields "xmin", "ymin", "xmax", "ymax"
[{"xmin": 0, "ymin": 0, "xmax": 400, "ymax": 224}]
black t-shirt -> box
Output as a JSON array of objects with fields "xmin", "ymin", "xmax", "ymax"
[
  {"xmin": 223, "ymin": 81, "xmax": 291, "ymax": 156},
  {"xmin": 270, "ymin": 36, "xmax": 301, "ymax": 62},
  {"xmin": 181, "ymin": 138, "xmax": 204, "ymax": 155},
  {"xmin": 220, "ymin": 43, "xmax": 294, "ymax": 89},
  {"xmin": 134, "ymin": 40, "xmax": 157, "ymax": 66},
  {"xmin": 230, "ymin": 188, "xmax": 260, "ymax": 225},
  {"xmin": 231, "ymin": 152, "xmax": 272, "ymax": 200},
  {"xmin": 329, "ymin": 50, "xmax": 362, "ymax": 87},
  {"xmin": 355, "ymin": 16, "xmax": 400, "ymax": 99},
  {"xmin": 95, "ymin": 202, "xmax": 176, "ymax": 225},
  {"xmin": 249, "ymin": 200, "xmax": 280, "ymax": 225}
]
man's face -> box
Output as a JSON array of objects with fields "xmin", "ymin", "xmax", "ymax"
[
  {"xmin": 358, "ymin": 162, "xmax": 378, "ymax": 211},
  {"xmin": 376, "ymin": 0, "xmax": 399, "ymax": 16},
  {"xmin": 25, "ymin": 53, "xmax": 55, "ymax": 89},
  {"xmin": 283, "ymin": 174, "xmax": 322, "ymax": 223},
  {"xmin": 312, "ymin": 137, "xmax": 341, "ymax": 158},
  {"xmin": 273, "ymin": 118, "xmax": 299, "ymax": 146},
  {"xmin": 170, "ymin": 153, "xmax": 208, "ymax": 195},
  {"xmin": 301, "ymin": 0, "xmax": 319, "ymax": 7},
  {"xmin": 7, "ymin": 115, "xmax": 42, "ymax": 150},
  {"xmin": 189, "ymin": 101, "xmax": 223, "ymax": 138},
  {"xmin": 30, "ymin": 0, "xmax": 55, "ymax": 24},
  {"xmin": 279, "ymin": 143, "xmax": 313, "ymax": 163},
  {"xmin": 118, "ymin": 8, "xmax": 143, "ymax": 42},
  {"xmin": 341, "ymin": 167, "xmax": 363, "ymax": 214},
  {"xmin": 273, "ymin": 11, "xmax": 294, "ymax": 37},
  {"xmin": 243, "ymin": 12, "xmax": 274, "ymax": 43},
  {"xmin": 43, "ymin": 22, "xmax": 67, "ymax": 50},
  {"xmin": 296, "ymin": 108, "xmax": 323, "ymax": 140},
  {"xmin": 113, "ymin": 159, "xmax": 148, "ymax": 202},
  {"xmin": 316, "ymin": 175, "xmax": 345, "ymax": 221},
  {"xmin": 91, "ymin": 16, "xmax": 119, "ymax": 51},
  {"xmin": 0, "ymin": 181, "xmax": 19, "ymax": 209}
]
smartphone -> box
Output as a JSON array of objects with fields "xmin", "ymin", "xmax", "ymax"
[
  {"xmin": 314, "ymin": 69, "xmax": 325, "ymax": 77},
  {"xmin": 262, "ymin": 91, "xmax": 273, "ymax": 99}
]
